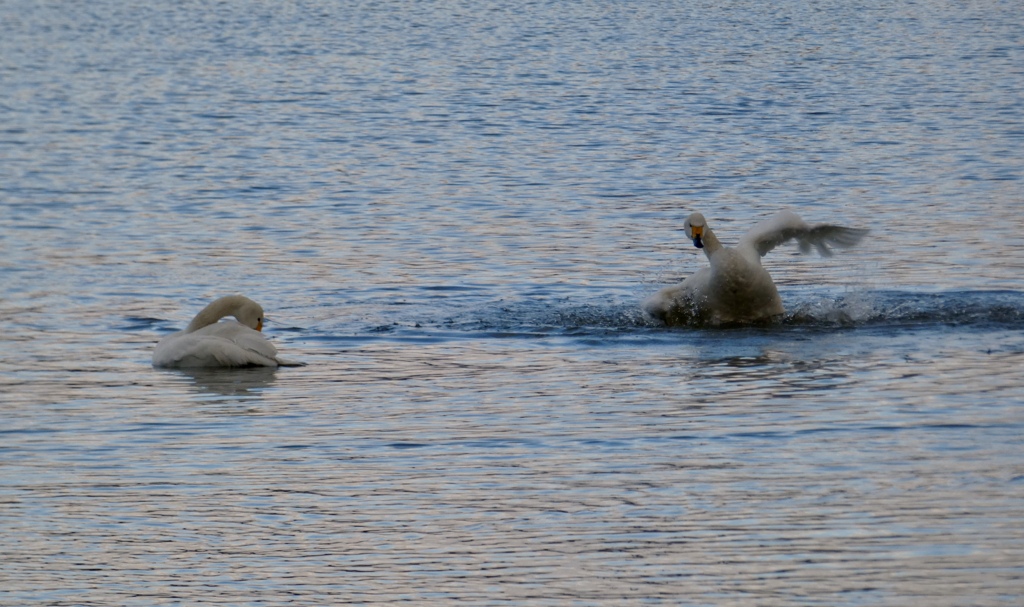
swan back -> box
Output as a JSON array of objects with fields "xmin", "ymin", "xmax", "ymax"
[{"xmin": 154, "ymin": 321, "xmax": 281, "ymax": 368}]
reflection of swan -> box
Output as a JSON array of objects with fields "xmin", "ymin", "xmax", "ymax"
[
  {"xmin": 176, "ymin": 366, "xmax": 280, "ymax": 397},
  {"xmin": 644, "ymin": 210, "xmax": 868, "ymax": 325},
  {"xmin": 153, "ymin": 295, "xmax": 303, "ymax": 368}
]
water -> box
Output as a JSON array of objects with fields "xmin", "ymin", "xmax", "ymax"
[{"xmin": 2, "ymin": 0, "xmax": 1022, "ymax": 604}]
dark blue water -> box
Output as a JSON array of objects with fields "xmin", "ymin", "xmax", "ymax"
[{"xmin": 2, "ymin": 1, "xmax": 1022, "ymax": 605}]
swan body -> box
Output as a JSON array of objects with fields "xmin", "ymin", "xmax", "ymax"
[
  {"xmin": 153, "ymin": 295, "xmax": 301, "ymax": 368},
  {"xmin": 643, "ymin": 210, "xmax": 867, "ymax": 325}
]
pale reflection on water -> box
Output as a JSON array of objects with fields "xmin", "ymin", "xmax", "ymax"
[
  {"xmin": 174, "ymin": 366, "xmax": 280, "ymax": 397},
  {"xmin": 2, "ymin": 0, "xmax": 1023, "ymax": 604}
]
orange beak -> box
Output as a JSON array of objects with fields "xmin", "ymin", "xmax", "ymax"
[
  {"xmin": 256, "ymin": 319, "xmax": 263, "ymax": 332},
  {"xmin": 690, "ymin": 225, "xmax": 704, "ymax": 249}
]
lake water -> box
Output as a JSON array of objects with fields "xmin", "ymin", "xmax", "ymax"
[{"xmin": 2, "ymin": 0, "xmax": 1023, "ymax": 604}]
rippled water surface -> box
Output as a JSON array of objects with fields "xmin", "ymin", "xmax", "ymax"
[{"xmin": 2, "ymin": 1, "xmax": 1023, "ymax": 605}]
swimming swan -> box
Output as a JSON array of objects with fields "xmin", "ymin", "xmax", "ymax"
[
  {"xmin": 643, "ymin": 210, "xmax": 868, "ymax": 325},
  {"xmin": 153, "ymin": 295, "xmax": 303, "ymax": 368}
]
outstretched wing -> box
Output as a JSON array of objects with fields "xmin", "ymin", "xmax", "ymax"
[{"xmin": 738, "ymin": 210, "xmax": 868, "ymax": 258}]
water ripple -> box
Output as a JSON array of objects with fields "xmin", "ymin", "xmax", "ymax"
[{"xmin": 2, "ymin": 0, "xmax": 1023, "ymax": 604}]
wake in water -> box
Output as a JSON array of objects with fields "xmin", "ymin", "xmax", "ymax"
[
  {"xmin": 433, "ymin": 297, "xmax": 659, "ymax": 336},
  {"xmin": 262, "ymin": 289, "xmax": 1024, "ymax": 346},
  {"xmin": 426, "ymin": 290, "xmax": 1024, "ymax": 336},
  {"xmin": 787, "ymin": 290, "xmax": 1024, "ymax": 328}
]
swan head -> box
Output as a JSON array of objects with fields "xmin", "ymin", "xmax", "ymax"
[
  {"xmin": 231, "ymin": 296, "xmax": 265, "ymax": 332},
  {"xmin": 683, "ymin": 212, "xmax": 707, "ymax": 249}
]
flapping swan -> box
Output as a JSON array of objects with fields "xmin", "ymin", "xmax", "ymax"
[
  {"xmin": 643, "ymin": 210, "xmax": 868, "ymax": 325},
  {"xmin": 153, "ymin": 295, "xmax": 302, "ymax": 368}
]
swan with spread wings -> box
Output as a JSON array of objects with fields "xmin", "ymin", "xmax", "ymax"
[{"xmin": 643, "ymin": 210, "xmax": 868, "ymax": 325}]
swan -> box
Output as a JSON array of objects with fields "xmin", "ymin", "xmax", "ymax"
[
  {"xmin": 643, "ymin": 210, "xmax": 868, "ymax": 325},
  {"xmin": 153, "ymin": 295, "xmax": 302, "ymax": 368}
]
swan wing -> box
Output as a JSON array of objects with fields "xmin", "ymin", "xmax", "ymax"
[
  {"xmin": 179, "ymin": 336, "xmax": 280, "ymax": 367},
  {"xmin": 153, "ymin": 321, "xmax": 283, "ymax": 368},
  {"xmin": 738, "ymin": 210, "xmax": 868, "ymax": 258},
  {"xmin": 215, "ymin": 323, "xmax": 305, "ymax": 366}
]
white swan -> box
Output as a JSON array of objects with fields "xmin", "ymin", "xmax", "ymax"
[
  {"xmin": 643, "ymin": 210, "xmax": 868, "ymax": 325},
  {"xmin": 153, "ymin": 295, "xmax": 302, "ymax": 368}
]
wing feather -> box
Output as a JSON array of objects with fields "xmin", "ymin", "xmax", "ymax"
[
  {"xmin": 738, "ymin": 210, "xmax": 868, "ymax": 258},
  {"xmin": 153, "ymin": 321, "xmax": 283, "ymax": 368}
]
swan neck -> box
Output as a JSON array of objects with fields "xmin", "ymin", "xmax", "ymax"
[
  {"xmin": 185, "ymin": 296, "xmax": 238, "ymax": 333},
  {"xmin": 701, "ymin": 227, "xmax": 723, "ymax": 257}
]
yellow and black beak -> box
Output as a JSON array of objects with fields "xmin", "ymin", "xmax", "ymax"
[
  {"xmin": 256, "ymin": 318, "xmax": 263, "ymax": 332},
  {"xmin": 690, "ymin": 225, "xmax": 704, "ymax": 249}
]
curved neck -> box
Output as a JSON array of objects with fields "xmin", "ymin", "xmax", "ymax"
[
  {"xmin": 701, "ymin": 227, "xmax": 723, "ymax": 258},
  {"xmin": 185, "ymin": 296, "xmax": 243, "ymax": 333}
]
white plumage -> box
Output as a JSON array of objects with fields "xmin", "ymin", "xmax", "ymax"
[
  {"xmin": 643, "ymin": 210, "xmax": 868, "ymax": 325},
  {"xmin": 153, "ymin": 295, "xmax": 302, "ymax": 368}
]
